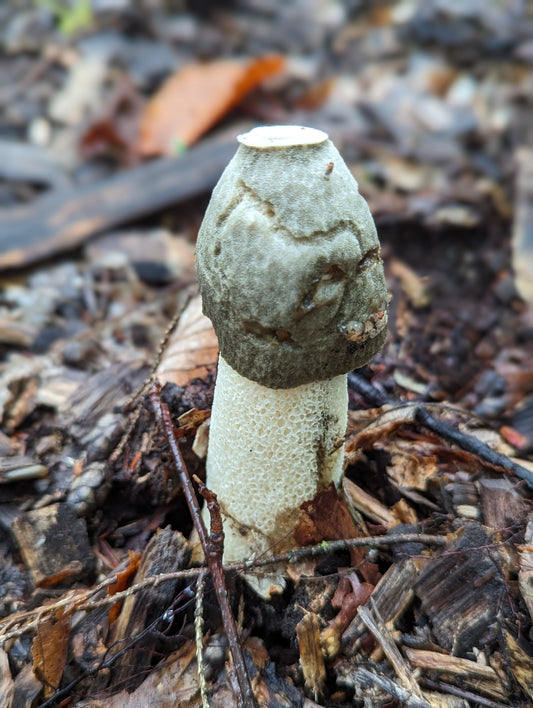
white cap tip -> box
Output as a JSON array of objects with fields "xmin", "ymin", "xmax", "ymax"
[{"xmin": 237, "ymin": 125, "xmax": 328, "ymax": 149}]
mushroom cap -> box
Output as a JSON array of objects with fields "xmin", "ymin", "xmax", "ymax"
[{"xmin": 196, "ymin": 125, "xmax": 388, "ymax": 389}]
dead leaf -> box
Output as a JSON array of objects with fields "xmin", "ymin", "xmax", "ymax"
[
  {"xmin": 295, "ymin": 484, "xmax": 380, "ymax": 584},
  {"xmin": 388, "ymin": 442, "xmax": 439, "ymax": 491},
  {"xmin": 138, "ymin": 55, "xmax": 285, "ymax": 156},
  {"xmin": 82, "ymin": 641, "xmax": 199, "ymax": 707},
  {"xmin": 31, "ymin": 607, "xmax": 72, "ymax": 698},
  {"xmin": 346, "ymin": 404, "xmax": 418, "ymax": 453},
  {"xmin": 157, "ymin": 295, "xmax": 218, "ymax": 387},
  {"xmin": 107, "ymin": 551, "xmax": 142, "ymax": 624},
  {"xmin": 500, "ymin": 425, "xmax": 530, "ymax": 451},
  {"xmin": 390, "ymin": 257, "xmax": 431, "ymax": 308},
  {"xmin": 79, "ymin": 78, "xmax": 143, "ymax": 166},
  {"xmin": 0, "ymin": 648, "xmax": 14, "ymax": 708}
]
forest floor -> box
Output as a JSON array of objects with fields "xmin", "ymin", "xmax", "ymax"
[{"xmin": 1, "ymin": 1, "xmax": 533, "ymax": 706}]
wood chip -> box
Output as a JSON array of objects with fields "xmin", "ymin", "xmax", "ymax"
[
  {"xmin": 404, "ymin": 648, "xmax": 509, "ymax": 702},
  {"xmin": 296, "ymin": 611, "xmax": 326, "ymax": 702}
]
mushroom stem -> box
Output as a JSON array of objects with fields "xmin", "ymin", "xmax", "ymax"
[{"xmin": 205, "ymin": 355, "xmax": 347, "ymax": 594}]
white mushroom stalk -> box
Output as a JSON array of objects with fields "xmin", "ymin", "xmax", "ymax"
[{"xmin": 196, "ymin": 125, "xmax": 388, "ymax": 596}]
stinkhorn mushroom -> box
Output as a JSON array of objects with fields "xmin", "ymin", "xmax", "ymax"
[{"xmin": 196, "ymin": 125, "xmax": 388, "ymax": 595}]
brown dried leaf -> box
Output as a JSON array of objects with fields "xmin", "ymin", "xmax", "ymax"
[
  {"xmin": 388, "ymin": 442, "xmax": 439, "ymax": 491},
  {"xmin": 0, "ymin": 648, "xmax": 14, "ymax": 708},
  {"xmin": 390, "ymin": 257, "xmax": 431, "ymax": 308},
  {"xmin": 138, "ymin": 55, "xmax": 285, "ymax": 156},
  {"xmin": 80, "ymin": 641, "xmax": 199, "ymax": 707},
  {"xmin": 157, "ymin": 295, "xmax": 218, "ymax": 387},
  {"xmin": 346, "ymin": 405, "xmax": 417, "ymax": 453},
  {"xmin": 31, "ymin": 607, "xmax": 72, "ymax": 698},
  {"xmin": 295, "ymin": 484, "xmax": 380, "ymax": 584}
]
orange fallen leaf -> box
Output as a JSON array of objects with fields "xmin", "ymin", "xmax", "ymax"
[
  {"xmin": 107, "ymin": 550, "xmax": 142, "ymax": 624},
  {"xmin": 138, "ymin": 55, "xmax": 285, "ymax": 156}
]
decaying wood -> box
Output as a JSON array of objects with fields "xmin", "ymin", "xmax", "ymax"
[
  {"xmin": 502, "ymin": 629, "xmax": 533, "ymax": 700},
  {"xmin": 296, "ymin": 611, "xmax": 326, "ymax": 702},
  {"xmin": 110, "ymin": 526, "xmax": 192, "ymax": 690},
  {"xmin": 414, "ymin": 523, "xmax": 511, "ymax": 656},
  {"xmin": 342, "ymin": 557, "xmax": 419, "ymax": 656},
  {"xmin": 11, "ymin": 503, "xmax": 93, "ymax": 586},
  {"xmin": 479, "ymin": 477, "xmax": 529, "ymax": 530},
  {"xmin": 0, "ymin": 133, "xmax": 236, "ymax": 270},
  {"xmin": 404, "ymin": 648, "xmax": 509, "ymax": 703},
  {"xmin": 358, "ymin": 603, "xmax": 425, "ymax": 701},
  {"xmin": 342, "ymin": 666, "xmax": 433, "ymax": 708},
  {"xmin": 342, "ymin": 476, "xmax": 396, "ymax": 527}
]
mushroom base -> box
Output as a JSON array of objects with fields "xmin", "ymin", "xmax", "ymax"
[{"xmin": 203, "ymin": 355, "xmax": 347, "ymax": 596}]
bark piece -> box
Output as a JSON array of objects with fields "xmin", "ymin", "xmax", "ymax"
[
  {"xmin": 343, "ymin": 477, "xmax": 396, "ymax": 528},
  {"xmin": 414, "ymin": 523, "xmax": 508, "ymax": 655},
  {"xmin": 0, "ymin": 134, "xmax": 236, "ymax": 270},
  {"xmin": 11, "ymin": 503, "xmax": 93, "ymax": 586},
  {"xmin": 478, "ymin": 476, "xmax": 529, "ymax": 530}
]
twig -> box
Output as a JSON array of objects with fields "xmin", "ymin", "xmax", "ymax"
[
  {"xmin": 109, "ymin": 298, "xmax": 191, "ymax": 464},
  {"xmin": 195, "ymin": 569, "xmax": 209, "ymax": 708},
  {"xmin": 0, "ymin": 533, "xmax": 449, "ymax": 644},
  {"xmin": 420, "ymin": 678, "xmax": 512, "ymax": 708},
  {"xmin": 149, "ymin": 382, "xmax": 257, "ymax": 708},
  {"xmin": 348, "ymin": 372, "xmax": 533, "ymax": 490},
  {"xmin": 414, "ymin": 406, "xmax": 533, "ymax": 490},
  {"xmin": 358, "ymin": 602, "xmax": 425, "ymax": 701},
  {"xmin": 350, "ymin": 667, "xmax": 432, "ymax": 708},
  {"xmin": 38, "ymin": 585, "xmax": 196, "ymax": 708}
]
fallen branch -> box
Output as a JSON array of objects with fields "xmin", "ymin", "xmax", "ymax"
[{"xmin": 0, "ymin": 133, "xmax": 236, "ymax": 270}]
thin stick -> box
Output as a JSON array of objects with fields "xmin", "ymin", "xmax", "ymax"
[
  {"xmin": 420, "ymin": 678, "xmax": 512, "ymax": 708},
  {"xmin": 149, "ymin": 382, "xmax": 257, "ymax": 708},
  {"xmin": 348, "ymin": 372, "xmax": 533, "ymax": 489},
  {"xmin": 195, "ymin": 569, "xmax": 209, "ymax": 708}
]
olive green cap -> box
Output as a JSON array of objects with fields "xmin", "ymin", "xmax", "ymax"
[{"xmin": 196, "ymin": 126, "xmax": 388, "ymax": 389}]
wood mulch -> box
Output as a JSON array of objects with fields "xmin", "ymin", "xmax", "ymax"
[{"xmin": 1, "ymin": 1, "xmax": 533, "ymax": 706}]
